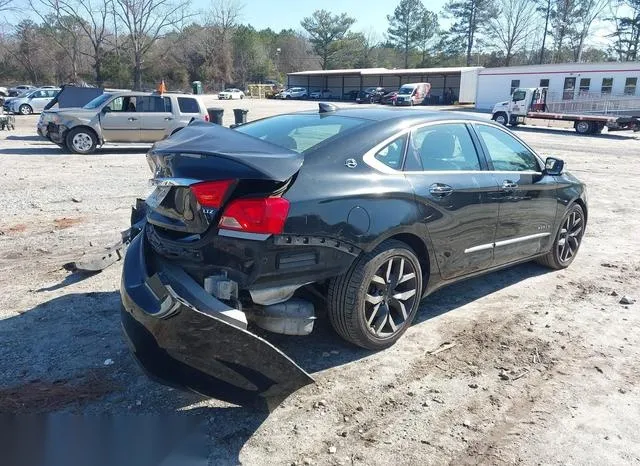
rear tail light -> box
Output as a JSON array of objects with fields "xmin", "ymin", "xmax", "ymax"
[
  {"xmin": 219, "ymin": 197, "xmax": 290, "ymax": 235},
  {"xmin": 204, "ymin": 113, "xmax": 210, "ymax": 122},
  {"xmin": 190, "ymin": 180, "xmax": 234, "ymax": 208}
]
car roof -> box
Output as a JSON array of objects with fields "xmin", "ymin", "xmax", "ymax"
[
  {"xmin": 297, "ymin": 106, "xmax": 489, "ymax": 125},
  {"xmin": 105, "ymin": 91, "xmax": 197, "ymax": 98}
]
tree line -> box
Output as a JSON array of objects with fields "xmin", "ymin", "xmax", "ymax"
[{"xmin": 0, "ymin": 0, "xmax": 638, "ymax": 91}]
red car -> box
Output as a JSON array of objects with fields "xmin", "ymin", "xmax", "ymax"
[{"xmin": 380, "ymin": 91, "xmax": 398, "ymax": 105}]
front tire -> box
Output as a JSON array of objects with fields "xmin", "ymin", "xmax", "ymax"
[
  {"xmin": 537, "ymin": 203, "xmax": 585, "ymax": 270},
  {"xmin": 19, "ymin": 104, "xmax": 33, "ymax": 115},
  {"xmin": 327, "ymin": 240, "xmax": 423, "ymax": 350},
  {"xmin": 66, "ymin": 127, "xmax": 97, "ymax": 154},
  {"xmin": 493, "ymin": 112, "xmax": 508, "ymax": 126}
]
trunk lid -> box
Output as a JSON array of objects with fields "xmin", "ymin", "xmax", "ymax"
[{"xmin": 145, "ymin": 121, "xmax": 303, "ymax": 235}]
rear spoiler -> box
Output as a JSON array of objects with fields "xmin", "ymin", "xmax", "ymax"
[{"xmin": 149, "ymin": 121, "xmax": 304, "ymax": 182}]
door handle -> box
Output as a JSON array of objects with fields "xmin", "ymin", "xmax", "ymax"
[
  {"xmin": 501, "ymin": 180, "xmax": 518, "ymax": 190},
  {"xmin": 128, "ymin": 117, "xmax": 138, "ymax": 121},
  {"xmin": 164, "ymin": 117, "xmax": 173, "ymax": 121},
  {"xmin": 429, "ymin": 183, "xmax": 454, "ymax": 197}
]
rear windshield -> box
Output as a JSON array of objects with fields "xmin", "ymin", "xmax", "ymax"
[
  {"xmin": 178, "ymin": 97, "xmax": 200, "ymax": 113},
  {"xmin": 83, "ymin": 93, "xmax": 113, "ymax": 109},
  {"xmin": 235, "ymin": 114, "xmax": 368, "ymax": 153}
]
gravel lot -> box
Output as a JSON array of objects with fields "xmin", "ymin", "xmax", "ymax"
[{"xmin": 1, "ymin": 98, "xmax": 639, "ymax": 465}]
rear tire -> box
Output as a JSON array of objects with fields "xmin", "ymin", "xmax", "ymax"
[
  {"xmin": 575, "ymin": 121, "xmax": 593, "ymax": 134},
  {"xmin": 537, "ymin": 203, "xmax": 585, "ymax": 270},
  {"xmin": 327, "ymin": 240, "xmax": 423, "ymax": 350}
]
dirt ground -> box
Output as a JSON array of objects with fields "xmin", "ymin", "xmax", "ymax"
[{"xmin": 1, "ymin": 98, "xmax": 639, "ymax": 465}]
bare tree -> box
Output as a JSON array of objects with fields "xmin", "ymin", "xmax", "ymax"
[
  {"xmin": 572, "ymin": 0, "xmax": 610, "ymax": 61},
  {"xmin": 0, "ymin": 0, "xmax": 14, "ymax": 12},
  {"xmin": 535, "ymin": 0, "xmax": 553, "ymax": 63},
  {"xmin": 34, "ymin": 0, "xmax": 112, "ymax": 84},
  {"xmin": 29, "ymin": 0, "xmax": 89, "ymax": 82},
  {"xmin": 113, "ymin": 0, "xmax": 191, "ymax": 89},
  {"xmin": 205, "ymin": 0, "xmax": 243, "ymax": 88},
  {"xmin": 488, "ymin": 0, "xmax": 536, "ymax": 65}
]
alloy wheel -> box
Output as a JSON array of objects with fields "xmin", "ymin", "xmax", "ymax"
[
  {"xmin": 364, "ymin": 256, "xmax": 418, "ymax": 338},
  {"xmin": 19, "ymin": 105, "xmax": 32, "ymax": 115},
  {"xmin": 557, "ymin": 210, "xmax": 583, "ymax": 263},
  {"xmin": 72, "ymin": 132, "xmax": 93, "ymax": 153}
]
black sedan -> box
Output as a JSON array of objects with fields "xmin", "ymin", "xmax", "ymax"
[
  {"xmin": 120, "ymin": 104, "xmax": 587, "ymax": 405},
  {"xmin": 356, "ymin": 87, "xmax": 387, "ymax": 103}
]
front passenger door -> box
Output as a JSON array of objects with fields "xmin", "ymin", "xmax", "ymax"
[
  {"xmin": 473, "ymin": 123, "xmax": 558, "ymax": 266},
  {"xmin": 100, "ymin": 96, "xmax": 141, "ymax": 142}
]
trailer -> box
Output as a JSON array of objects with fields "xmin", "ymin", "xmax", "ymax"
[{"xmin": 491, "ymin": 87, "xmax": 640, "ymax": 134}]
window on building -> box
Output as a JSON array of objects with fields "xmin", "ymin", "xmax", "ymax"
[
  {"xmin": 562, "ymin": 77, "xmax": 576, "ymax": 100},
  {"xmin": 579, "ymin": 78, "xmax": 591, "ymax": 94},
  {"xmin": 510, "ymin": 79, "xmax": 520, "ymax": 95},
  {"xmin": 624, "ymin": 77, "xmax": 637, "ymax": 95},
  {"xmin": 539, "ymin": 79, "xmax": 549, "ymax": 88},
  {"xmin": 601, "ymin": 78, "xmax": 613, "ymax": 95}
]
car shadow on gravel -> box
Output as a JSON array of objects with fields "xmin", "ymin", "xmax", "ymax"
[
  {"xmin": 4, "ymin": 135, "xmax": 43, "ymax": 141},
  {"xmin": 0, "ymin": 290, "xmax": 268, "ymax": 464},
  {"xmin": 0, "ymin": 262, "xmax": 550, "ymax": 463},
  {"xmin": 414, "ymin": 261, "xmax": 551, "ymax": 325},
  {"xmin": 0, "ymin": 147, "xmax": 148, "ymax": 155},
  {"xmin": 259, "ymin": 262, "xmax": 552, "ymax": 374}
]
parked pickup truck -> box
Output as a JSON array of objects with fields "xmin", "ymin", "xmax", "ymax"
[{"xmin": 37, "ymin": 91, "xmax": 209, "ymax": 154}]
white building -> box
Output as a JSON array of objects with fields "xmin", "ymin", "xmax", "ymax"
[
  {"xmin": 286, "ymin": 67, "xmax": 483, "ymax": 104},
  {"xmin": 475, "ymin": 62, "xmax": 640, "ymax": 110}
]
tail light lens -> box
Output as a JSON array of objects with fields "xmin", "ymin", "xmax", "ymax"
[
  {"xmin": 204, "ymin": 113, "xmax": 210, "ymax": 122},
  {"xmin": 190, "ymin": 180, "xmax": 234, "ymax": 208},
  {"xmin": 219, "ymin": 197, "xmax": 290, "ymax": 235}
]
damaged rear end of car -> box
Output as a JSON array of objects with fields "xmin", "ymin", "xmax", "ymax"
[{"xmin": 120, "ymin": 120, "xmax": 358, "ymax": 405}]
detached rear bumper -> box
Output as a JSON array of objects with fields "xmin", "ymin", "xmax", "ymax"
[{"xmin": 120, "ymin": 232, "xmax": 314, "ymax": 406}]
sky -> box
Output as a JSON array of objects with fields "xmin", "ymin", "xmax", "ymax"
[{"xmin": 192, "ymin": 0, "xmax": 449, "ymax": 34}]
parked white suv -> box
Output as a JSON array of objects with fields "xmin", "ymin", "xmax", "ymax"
[
  {"xmin": 278, "ymin": 87, "xmax": 308, "ymax": 99},
  {"xmin": 37, "ymin": 91, "xmax": 209, "ymax": 154}
]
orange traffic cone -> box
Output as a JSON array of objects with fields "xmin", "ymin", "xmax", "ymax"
[{"xmin": 157, "ymin": 80, "xmax": 167, "ymax": 94}]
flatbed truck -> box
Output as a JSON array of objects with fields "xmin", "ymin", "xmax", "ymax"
[{"xmin": 491, "ymin": 87, "xmax": 640, "ymax": 134}]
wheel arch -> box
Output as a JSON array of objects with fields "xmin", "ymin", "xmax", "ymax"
[
  {"xmin": 65, "ymin": 125, "xmax": 100, "ymax": 151},
  {"xmin": 66, "ymin": 125, "xmax": 99, "ymax": 142},
  {"xmin": 572, "ymin": 197, "xmax": 588, "ymax": 225},
  {"xmin": 366, "ymin": 231, "xmax": 432, "ymax": 294}
]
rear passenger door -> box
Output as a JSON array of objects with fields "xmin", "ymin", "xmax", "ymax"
[
  {"xmin": 472, "ymin": 123, "xmax": 558, "ymax": 266},
  {"xmin": 402, "ymin": 122, "xmax": 500, "ymax": 280},
  {"xmin": 29, "ymin": 90, "xmax": 50, "ymax": 112},
  {"xmin": 137, "ymin": 96, "xmax": 174, "ymax": 142}
]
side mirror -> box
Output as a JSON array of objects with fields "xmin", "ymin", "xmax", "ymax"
[
  {"xmin": 101, "ymin": 106, "xmax": 111, "ymax": 113},
  {"xmin": 544, "ymin": 157, "xmax": 564, "ymax": 176}
]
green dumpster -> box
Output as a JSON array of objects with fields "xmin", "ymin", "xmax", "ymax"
[{"xmin": 191, "ymin": 81, "xmax": 203, "ymax": 95}]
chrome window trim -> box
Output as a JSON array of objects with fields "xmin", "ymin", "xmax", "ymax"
[{"xmin": 362, "ymin": 119, "xmax": 545, "ymax": 175}]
